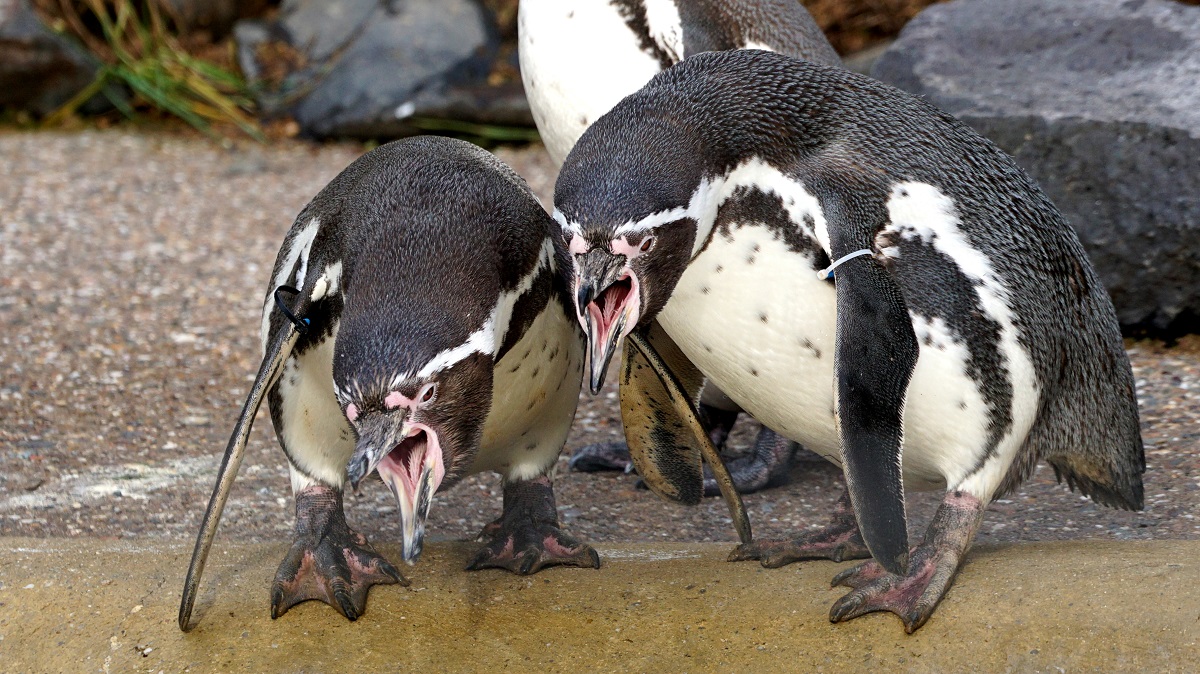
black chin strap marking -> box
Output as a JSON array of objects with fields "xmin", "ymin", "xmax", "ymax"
[{"xmin": 273, "ymin": 286, "xmax": 311, "ymax": 335}]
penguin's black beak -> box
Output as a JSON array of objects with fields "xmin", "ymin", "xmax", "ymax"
[
  {"xmin": 574, "ymin": 248, "xmax": 641, "ymax": 394},
  {"xmin": 346, "ymin": 413, "xmax": 406, "ymax": 491},
  {"xmin": 346, "ymin": 413, "xmax": 446, "ymax": 564}
]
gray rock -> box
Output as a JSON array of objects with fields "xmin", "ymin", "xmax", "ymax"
[
  {"xmin": 873, "ymin": 0, "xmax": 1200, "ymax": 334},
  {"xmin": 237, "ymin": 0, "xmax": 528, "ymax": 139},
  {"xmin": 0, "ymin": 0, "xmax": 104, "ymax": 116}
]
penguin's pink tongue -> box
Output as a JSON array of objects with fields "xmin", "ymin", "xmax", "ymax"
[
  {"xmin": 377, "ymin": 425, "xmax": 446, "ymax": 563},
  {"xmin": 586, "ymin": 276, "xmax": 634, "ymax": 349}
]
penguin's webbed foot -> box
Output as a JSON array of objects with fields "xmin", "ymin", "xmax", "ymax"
[
  {"xmin": 728, "ymin": 491, "xmax": 869, "ymax": 566},
  {"xmin": 702, "ymin": 426, "xmax": 797, "ymax": 496},
  {"xmin": 828, "ymin": 491, "xmax": 985, "ymax": 633},
  {"xmin": 467, "ymin": 475, "xmax": 600, "ymax": 575},
  {"xmin": 568, "ymin": 441, "xmax": 634, "ymax": 473},
  {"xmin": 271, "ymin": 484, "xmax": 406, "ymax": 621}
]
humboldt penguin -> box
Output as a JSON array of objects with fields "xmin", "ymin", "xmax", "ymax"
[
  {"xmin": 520, "ymin": 0, "xmax": 841, "ymax": 493},
  {"xmin": 179, "ymin": 136, "xmax": 597, "ymax": 630},
  {"xmin": 554, "ymin": 49, "xmax": 1144, "ymax": 632}
]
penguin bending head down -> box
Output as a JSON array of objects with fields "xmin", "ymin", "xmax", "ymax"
[
  {"xmin": 179, "ymin": 136, "xmax": 595, "ymax": 630},
  {"xmin": 520, "ymin": 0, "xmax": 841, "ymax": 495},
  {"xmin": 554, "ymin": 49, "xmax": 1144, "ymax": 632}
]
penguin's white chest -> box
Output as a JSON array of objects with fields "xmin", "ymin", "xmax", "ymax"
[
  {"xmin": 518, "ymin": 0, "xmax": 664, "ymax": 164},
  {"xmin": 471, "ymin": 300, "xmax": 584, "ymax": 480},
  {"xmin": 657, "ymin": 222, "xmax": 1018, "ymax": 493},
  {"xmin": 659, "ymin": 225, "xmax": 843, "ymax": 456}
]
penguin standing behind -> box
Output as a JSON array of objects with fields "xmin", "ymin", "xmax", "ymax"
[
  {"xmin": 179, "ymin": 136, "xmax": 596, "ymax": 630},
  {"xmin": 520, "ymin": 0, "xmax": 841, "ymax": 494},
  {"xmin": 555, "ymin": 49, "xmax": 1144, "ymax": 632},
  {"xmin": 520, "ymin": 0, "xmax": 839, "ymax": 165}
]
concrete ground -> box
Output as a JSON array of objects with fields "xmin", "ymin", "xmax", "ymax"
[{"xmin": 1, "ymin": 538, "xmax": 1197, "ymax": 673}]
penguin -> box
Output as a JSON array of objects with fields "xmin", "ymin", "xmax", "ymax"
[
  {"xmin": 179, "ymin": 136, "xmax": 598, "ymax": 630},
  {"xmin": 519, "ymin": 0, "xmax": 840, "ymax": 165},
  {"xmin": 553, "ymin": 49, "xmax": 1144, "ymax": 632},
  {"xmin": 519, "ymin": 0, "xmax": 841, "ymax": 494}
]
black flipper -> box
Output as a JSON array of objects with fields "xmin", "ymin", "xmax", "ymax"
[
  {"xmin": 833, "ymin": 248, "xmax": 918, "ymax": 576},
  {"xmin": 178, "ymin": 299, "xmax": 303, "ymax": 631},
  {"xmin": 621, "ymin": 321, "xmax": 752, "ymax": 545}
]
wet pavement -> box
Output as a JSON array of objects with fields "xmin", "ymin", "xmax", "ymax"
[{"xmin": 1, "ymin": 537, "xmax": 1197, "ymax": 673}]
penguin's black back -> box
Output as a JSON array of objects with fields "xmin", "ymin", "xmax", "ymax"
[
  {"xmin": 559, "ymin": 49, "xmax": 1143, "ymax": 509},
  {"xmin": 278, "ymin": 136, "xmax": 556, "ymax": 388}
]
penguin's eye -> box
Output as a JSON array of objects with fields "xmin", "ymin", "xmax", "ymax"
[
  {"xmin": 639, "ymin": 236, "xmax": 656, "ymax": 253},
  {"xmin": 417, "ymin": 382, "xmax": 438, "ymax": 405}
]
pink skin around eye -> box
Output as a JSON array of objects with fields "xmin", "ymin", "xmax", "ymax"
[
  {"xmin": 384, "ymin": 391, "xmax": 408, "ymax": 409},
  {"xmin": 346, "ymin": 403, "xmax": 358, "ymax": 422}
]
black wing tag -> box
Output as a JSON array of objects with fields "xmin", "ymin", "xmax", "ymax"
[
  {"xmin": 178, "ymin": 291, "xmax": 304, "ymax": 631},
  {"xmin": 621, "ymin": 321, "xmax": 752, "ymax": 545}
]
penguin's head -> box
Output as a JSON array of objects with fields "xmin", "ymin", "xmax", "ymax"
[
  {"xmin": 555, "ymin": 213, "xmax": 697, "ymax": 394},
  {"xmin": 552, "ymin": 98, "xmax": 710, "ymax": 394},
  {"xmin": 335, "ymin": 313, "xmax": 493, "ymax": 565}
]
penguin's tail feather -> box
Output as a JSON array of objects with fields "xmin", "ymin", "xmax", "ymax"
[
  {"xmin": 1027, "ymin": 335, "xmax": 1145, "ymax": 512},
  {"xmin": 1047, "ymin": 458, "xmax": 1144, "ymax": 511}
]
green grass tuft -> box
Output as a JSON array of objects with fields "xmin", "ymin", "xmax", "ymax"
[{"xmin": 44, "ymin": 0, "xmax": 263, "ymax": 141}]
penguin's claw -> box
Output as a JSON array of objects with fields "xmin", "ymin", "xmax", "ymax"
[
  {"xmin": 270, "ymin": 485, "xmax": 406, "ymax": 621},
  {"xmin": 828, "ymin": 490, "xmax": 985, "ymax": 633},
  {"xmin": 728, "ymin": 530, "xmax": 870, "ymax": 568},
  {"xmin": 827, "ymin": 547, "xmax": 953, "ymax": 633},
  {"xmin": 728, "ymin": 491, "xmax": 869, "ymax": 566},
  {"xmin": 466, "ymin": 475, "xmax": 600, "ymax": 575},
  {"xmin": 270, "ymin": 538, "xmax": 405, "ymax": 620},
  {"xmin": 467, "ymin": 523, "xmax": 600, "ymax": 574}
]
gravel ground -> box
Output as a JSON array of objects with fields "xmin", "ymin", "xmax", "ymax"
[{"xmin": 1, "ymin": 130, "xmax": 1197, "ymax": 553}]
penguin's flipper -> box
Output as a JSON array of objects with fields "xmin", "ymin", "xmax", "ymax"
[
  {"xmin": 832, "ymin": 243, "xmax": 919, "ymax": 577},
  {"xmin": 621, "ymin": 321, "xmax": 752, "ymax": 545},
  {"xmin": 178, "ymin": 316, "xmax": 301, "ymax": 632}
]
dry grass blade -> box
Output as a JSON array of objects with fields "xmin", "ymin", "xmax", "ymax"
[{"xmin": 44, "ymin": 0, "xmax": 263, "ymax": 141}]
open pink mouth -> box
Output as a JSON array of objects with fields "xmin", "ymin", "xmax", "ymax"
[
  {"xmin": 379, "ymin": 430, "xmax": 430, "ymax": 498},
  {"xmin": 585, "ymin": 275, "xmax": 635, "ymax": 348},
  {"xmin": 582, "ymin": 273, "xmax": 640, "ymax": 393},
  {"xmin": 376, "ymin": 423, "xmax": 446, "ymax": 563}
]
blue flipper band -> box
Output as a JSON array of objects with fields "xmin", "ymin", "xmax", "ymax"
[{"xmin": 817, "ymin": 249, "xmax": 873, "ymax": 280}]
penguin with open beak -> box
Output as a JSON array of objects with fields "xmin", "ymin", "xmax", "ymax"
[
  {"xmin": 179, "ymin": 136, "xmax": 596, "ymax": 630},
  {"xmin": 554, "ymin": 50, "xmax": 1144, "ymax": 632},
  {"xmin": 519, "ymin": 0, "xmax": 842, "ymax": 494}
]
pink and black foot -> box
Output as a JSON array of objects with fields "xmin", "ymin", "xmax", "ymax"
[
  {"xmin": 271, "ymin": 484, "xmax": 406, "ymax": 621},
  {"xmin": 467, "ymin": 475, "xmax": 600, "ymax": 574},
  {"xmin": 829, "ymin": 491, "xmax": 985, "ymax": 633},
  {"xmin": 728, "ymin": 491, "xmax": 871, "ymax": 566}
]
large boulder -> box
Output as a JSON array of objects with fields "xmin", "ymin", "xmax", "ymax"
[
  {"xmin": 0, "ymin": 0, "xmax": 104, "ymax": 116},
  {"xmin": 873, "ymin": 0, "xmax": 1200, "ymax": 334},
  {"xmin": 236, "ymin": 0, "xmax": 529, "ymax": 139}
]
